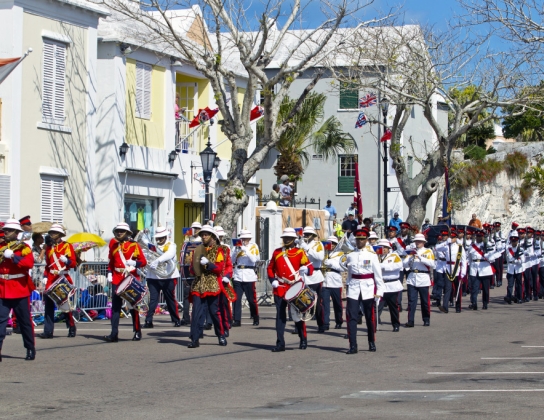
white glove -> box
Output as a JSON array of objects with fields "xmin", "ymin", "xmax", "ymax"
[
  {"xmin": 107, "ymin": 273, "xmax": 113, "ymax": 283},
  {"xmin": 299, "ymin": 266, "xmax": 308, "ymax": 275},
  {"xmin": 3, "ymin": 249, "xmax": 13, "ymax": 259},
  {"xmin": 272, "ymin": 280, "xmax": 279, "ymax": 288},
  {"xmin": 42, "ymin": 277, "xmax": 48, "ymax": 285},
  {"xmin": 374, "ymin": 296, "xmax": 381, "ymax": 303},
  {"xmin": 200, "ymin": 256, "xmax": 209, "ymax": 265},
  {"xmin": 294, "ymin": 239, "xmax": 302, "ymax": 246},
  {"xmin": 300, "ymin": 242, "xmax": 309, "ymax": 251},
  {"xmin": 222, "ymin": 277, "xmax": 230, "ymax": 284},
  {"xmin": 59, "ymin": 255, "xmax": 68, "ymax": 263},
  {"xmin": 125, "ymin": 259, "xmax": 136, "ymax": 267},
  {"xmin": 149, "ymin": 260, "xmax": 159, "ymax": 270},
  {"xmin": 240, "ymin": 246, "xmax": 249, "ymax": 253},
  {"xmin": 323, "ymin": 259, "xmax": 332, "ymax": 267}
]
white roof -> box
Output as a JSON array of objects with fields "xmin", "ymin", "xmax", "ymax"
[{"xmin": 58, "ymin": 0, "xmax": 109, "ymax": 16}]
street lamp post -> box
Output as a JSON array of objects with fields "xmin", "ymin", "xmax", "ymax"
[
  {"xmin": 380, "ymin": 97, "xmax": 390, "ymax": 228},
  {"xmin": 199, "ymin": 137, "xmax": 217, "ymax": 223}
]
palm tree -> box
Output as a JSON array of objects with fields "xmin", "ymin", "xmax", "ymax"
[{"xmin": 259, "ymin": 92, "xmax": 356, "ymax": 180}]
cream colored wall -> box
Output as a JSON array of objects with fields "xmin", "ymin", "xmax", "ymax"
[
  {"xmin": 20, "ymin": 12, "xmax": 88, "ymax": 232},
  {"xmin": 125, "ymin": 58, "xmax": 165, "ymax": 149}
]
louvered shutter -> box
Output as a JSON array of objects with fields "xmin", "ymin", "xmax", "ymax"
[
  {"xmin": 135, "ymin": 61, "xmax": 152, "ymax": 119},
  {"xmin": 41, "ymin": 177, "xmax": 64, "ymax": 223},
  {"xmin": 42, "ymin": 40, "xmax": 66, "ymax": 124},
  {"xmin": 0, "ymin": 175, "xmax": 11, "ymax": 221}
]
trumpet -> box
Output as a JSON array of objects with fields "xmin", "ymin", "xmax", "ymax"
[{"xmin": 0, "ymin": 241, "xmax": 27, "ymax": 263}]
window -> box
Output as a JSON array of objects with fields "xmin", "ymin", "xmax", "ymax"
[
  {"xmin": 410, "ymin": 106, "xmax": 415, "ymax": 118},
  {"xmin": 42, "ymin": 40, "xmax": 66, "ymax": 124},
  {"xmin": 135, "ymin": 61, "xmax": 152, "ymax": 119},
  {"xmin": 124, "ymin": 197, "xmax": 155, "ymax": 236},
  {"xmin": 339, "ymin": 81, "xmax": 359, "ymax": 109},
  {"xmin": 407, "ymin": 156, "xmax": 413, "ymax": 178},
  {"xmin": 338, "ymin": 155, "xmax": 357, "ymax": 193},
  {"xmin": 312, "ymin": 154, "xmax": 323, "ymax": 160},
  {"xmin": 0, "ymin": 175, "xmax": 10, "ymax": 221},
  {"xmin": 41, "ymin": 176, "xmax": 64, "ymax": 223}
]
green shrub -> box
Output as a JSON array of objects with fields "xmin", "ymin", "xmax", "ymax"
[
  {"xmin": 451, "ymin": 159, "xmax": 504, "ymax": 189},
  {"xmin": 486, "ymin": 146, "xmax": 497, "ymax": 154},
  {"xmin": 463, "ymin": 145, "xmax": 487, "ymax": 161},
  {"xmin": 504, "ymin": 151, "xmax": 529, "ymax": 177},
  {"xmin": 520, "ymin": 180, "xmax": 533, "ymax": 204}
]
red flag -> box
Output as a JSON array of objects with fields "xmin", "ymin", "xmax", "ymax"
[
  {"xmin": 354, "ymin": 157, "xmax": 363, "ymax": 216},
  {"xmin": 250, "ymin": 105, "xmax": 264, "ymax": 121},
  {"xmin": 189, "ymin": 107, "xmax": 219, "ymax": 128},
  {"xmin": 380, "ymin": 128, "xmax": 392, "ymax": 142}
]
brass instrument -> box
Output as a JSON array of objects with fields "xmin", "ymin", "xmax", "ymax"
[
  {"xmin": 0, "ymin": 241, "xmax": 27, "ymax": 263},
  {"xmin": 134, "ymin": 231, "xmax": 176, "ymax": 279}
]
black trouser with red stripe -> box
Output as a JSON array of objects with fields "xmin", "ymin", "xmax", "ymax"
[
  {"xmin": 322, "ymin": 286, "xmax": 343, "ymax": 327},
  {"xmin": 274, "ymin": 295, "xmax": 305, "ymax": 347},
  {"xmin": 0, "ymin": 297, "xmax": 35, "ymax": 351},
  {"xmin": 530, "ymin": 265, "xmax": 539, "ymax": 298},
  {"xmin": 145, "ymin": 278, "xmax": 180, "ymax": 324},
  {"xmin": 44, "ymin": 295, "xmax": 75, "ymax": 335},
  {"xmin": 493, "ymin": 257, "xmax": 503, "ymax": 286},
  {"xmin": 347, "ymin": 296, "xmax": 375, "ymax": 347},
  {"xmin": 539, "ymin": 267, "xmax": 544, "ymax": 297},
  {"xmin": 232, "ymin": 281, "xmax": 259, "ymax": 322},
  {"xmin": 307, "ymin": 283, "xmax": 324, "ymax": 328},
  {"xmin": 190, "ymin": 294, "xmax": 224, "ymax": 342},
  {"xmin": 470, "ymin": 274, "xmax": 491, "ymax": 306},
  {"xmin": 523, "ymin": 268, "xmax": 533, "ymax": 300},
  {"xmin": 111, "ymin": 285, "xmax": 140, "ymax": 336},
  {"xmin": 378, "ymin": 291, "xmax": 400, "ymax": 327},
  {"xmin": 443, "ymin": 277, "xmax": 462, "ymax": 312},
  {"xmin": 407, "ymin": 285, "xmax": 430, "ymax": 324}
]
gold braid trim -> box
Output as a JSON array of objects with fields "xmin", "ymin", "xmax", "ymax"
[{"xmin": 191, "ymin": 245, "xmax": 221, "ymax": 296}]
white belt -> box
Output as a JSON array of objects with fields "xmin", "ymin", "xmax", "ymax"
[
  {"xmin": 51, "ymin": 270, "xmax": 67, "ymax": 275},
  {"xmin": 115, "ymin": 267, "xmax": 129, "ymax": 273},
  {"xmin": 0, "ymin": 273, "xmax": 25, "ymax": 280}
]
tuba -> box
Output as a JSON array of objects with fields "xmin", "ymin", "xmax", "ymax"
[{"xmin": 134, "ymin": 231, "xmax": 176, "ymax": 279}]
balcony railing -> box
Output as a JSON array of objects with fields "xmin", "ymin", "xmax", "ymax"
[{"xmin": 175, "ymin": 117, "xmax": 207, "ymax": 155}]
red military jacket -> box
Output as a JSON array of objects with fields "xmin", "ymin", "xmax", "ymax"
[
  {"xmin": 267, "ymin": 247, "xmax": 314, "ymax": 298},
  {"xmin": 190, "ymin": 245, "xmax": 226, "ymax": 298},
  {"xmin": 44, "ymin": 241, "xmax": 77, "ymax": 288},
  {"xmin": 108, "ymin": 241, "xmax": 147, "ymax": 285},
  {"xmin": 0, "ymin": 242, "xmax": 35, "ymax": 299}
]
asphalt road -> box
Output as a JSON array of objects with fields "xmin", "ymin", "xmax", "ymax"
[{"xmin": 2, "ymin": 285, "xmax": 544, "ymax": 419}]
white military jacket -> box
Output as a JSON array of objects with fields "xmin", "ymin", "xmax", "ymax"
[
  {"xmin": 506, "ymin": 244, "xmax": 525, "ymax": 274},
  {"xmin": 302, "ymin": 240, "xmax": 325, "ymax": 285},
  {"xmin": 379, "ymin": 251, "xmax": 403, "ymax": 293},
  {"xmin": 231, "ymin": 243, "xmax": 260, "ymax": 282},
  {"xmin": 466, "ymin": 240, "xmax": 496, "ymax": 277},
  {"xmin": 146, "ymin": 241, "xmax": 180, "ymax": 280},
  {"xmin": 434, "ymin": 239, "xmax": 448, "ymax": 274},
  {"xmin": 342, "ymin": 247, "xmax": 384, "ymax": 300},
  {"xmin": 435, "ymin": 239, "xmax": 467, "ymax": 279},
  {"xmin": 403, "ymin": 247, "xmax": 436, "ymax": 287},
  {"xmin": 323, "ymin": 251, "xmax": 346, "ymax": 288}
]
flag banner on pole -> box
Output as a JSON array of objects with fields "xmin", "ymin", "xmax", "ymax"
[
  {"xmin": 250, "ymin": 105, "xmax": 264, "ymax": 121},
  {"xmin": 354, "ymin": 156, "xmax": 363, "ymax": 215},
  {"xmin": 359, "ymin": 93, "xmax": 377, "ymax": 108},
  {"xmin": 189, "ymin": 107, "xmax": 219, "ymax": 128},
  {"xmin": 0, "ymin": 56, "xmax": 24, "ymax": 85},
  {"xmin": 380, "ymin": 128, "xmax": 392, "ymax": 142},
  {"xmin": 355, "ymin": 111, "xmax": 368, "ymax": 128}
]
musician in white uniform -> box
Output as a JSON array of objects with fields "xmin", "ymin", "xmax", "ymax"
[
  {"xmin": 435, "ymin": 229, "xmax": 467, "ymax": 313},
  {"xmin": 403, "ymin": 233, "xmax": 436, "ymax": 327},
  {"xmin": 527, "ymin": 227, "xmax": 539, "ymax": 300},
  {"xmin": 519, "ymin": 228, "xmax": 533, "ymax": 302},
  {"xmin": 185, "ymin": 222, "xmax": 202, "ymax": 243},
  {"xmin": 299, "ymin": 226, "xmax": 326, "ymax": 332},
  {"xmin": 341, "ymin": 228, "xmax": 384, "ymax": 354},
  {"xmin": 505, "ymin": 231, "xmax": 525, "ymax": 304},
  {"xmin": 466, "ymin": 229, "xmax": 495, "ymax": 310},
  {"xmin": 376, "ymin": 239, "xmax": 403, "ymax": 332},
  {"xmin": 231, "ymin": 229, "xmax": 260, "ymax": 327},
  {"xmin": 143, "ymin": 227, "xmax": 182, "ymax": 329},
  {"xmin": 322, "ymin": 236, "xmax": 345, "ymax": 330}
]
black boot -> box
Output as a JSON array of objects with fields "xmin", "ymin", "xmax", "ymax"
[
  {"xmin": 299, "ymin": 339, "xmax": 307, "ymax": 350},
  {"xmin": 231, "ymin": 321, "xmax": 241, "ymax": 327},
  {"xmin": 346, "ymin": 345, "xmax": 358, "ymax": 354},
  {"xmin": 104, "ymin": 334, "xmax": 119, "ymax": 343},
  {"xmin": 218, "ymin": 337, "xmax": 227, "ymax": 346},
  {"xmin": 188, "ymin": 340, "xmax": 200, "ymax": 348},
  {"xmin": 38, "ymin": 332, "xmax": 54, "ymax": 339},
  {"xmin": 25, "ymin": 348, "xmax": 36, "ymax": 361},
  {"xmin": 252, "ymin": 316, "xmax": 259, "ymax": 326},
  {"xmin": 174, "ymin": 320, "xmax": 182, "ymax": 327},
  {"xmin": 67, "ymin": 326, "xmax": 76, "ymax": 338},
  {"xmin": 369, "ymin": 342, "xmax": 376, "ymax": 352},
  {"xmin": 143, "ymin": 321, "xmax": 154, "ymax": 328},
  {"xmin": 132, "ymin": 331, "xmax": 142, "ymax": 341}
]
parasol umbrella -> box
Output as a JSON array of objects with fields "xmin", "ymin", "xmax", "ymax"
[
  {"xmin": 32, "ymin": 221, "xmax": 53, "ymax": 234},
  {"xmin": 66, "ymin": 232, "xmax": 106, "ymax": 247}
]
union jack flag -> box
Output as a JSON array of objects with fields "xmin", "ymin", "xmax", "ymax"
[
  {"xmin": 355, "ymin": 112, "xmax": 368, "ymax": 128},
  {"xmin": 359, "ymin": 93, "xmax": 377, "ymax": 108}
]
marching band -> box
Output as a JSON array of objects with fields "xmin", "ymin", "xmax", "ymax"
[{"xmin": 1, "ymin": 215, "xmax": 544, "ymax": 363}]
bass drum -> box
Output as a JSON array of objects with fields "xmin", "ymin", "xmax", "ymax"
[{"xmin": 179, "ymin": 242, "xmax": 199, "ymax": 284}]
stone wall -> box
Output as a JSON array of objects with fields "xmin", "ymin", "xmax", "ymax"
[{"xmin": 452, "ymin": 142, "xmax": 544, "ymax": 228}]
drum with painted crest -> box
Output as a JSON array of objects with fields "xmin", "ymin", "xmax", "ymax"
[
  {"xmin": 284, "ymin": 281, "xmax": 316, "ymax": 314},
  {"xmin": 116, "ymin": 275, "xmax": 148, "ymax": 306},
  {"xmin": 45, "ymin": 275, "xmax": 75, "ymax": 310}
]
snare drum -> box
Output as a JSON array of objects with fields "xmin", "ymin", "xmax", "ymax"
[
  {"xmin": 284, "ymin": 281, "xmax": 316, "ymax": 314},
  {"xmin": 116, "ymin": 275, "xmax": 148, "ymax": 306},
  {"xmin": 45, "ymin": 275, "xmax": 75, "ymax": 310},
  {"xmin": 179, "ymin": 242, "xmax": 199, "ymax": 284}
]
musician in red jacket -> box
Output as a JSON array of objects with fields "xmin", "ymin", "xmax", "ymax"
[
  {"xmin": 104, "ymin": 223, "xmax": 146, "ymax": 343},
  {"xmin": 39, "ymin": 224, "xmax": 77, "ymax": 339},
  {"xmin": 267, "ymin": 227, "xmax": 314, "ymax": 352},
  {"xmin": 0, "ymin": 219, "xmax": 36, "ymax": 361},
  {"xmin": 215, "ymin": 226, "xmax": 235, "ymax": 336},
  {"xmin": 188, "ymin": 225, "xmax": 228, "ymax": 348}
]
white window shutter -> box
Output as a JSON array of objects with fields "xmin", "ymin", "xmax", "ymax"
[
  {"xmin": 143, "ymin": 64, "xmax": 151, "ymax": 119},
  {"xmin": 0, "ymin": 175, "xmax": 11, "ymax": 221},
  {"xmin": 135, "ymin": 61, "xmax": 152, "ymax": 119},
  {"xmin": 53, "ymin": 43, "xmax": 66, "ymax": 121},
  {"xmin": 42, "ymin": 42, "xmax": 55, "ymax": 121},
  {"xmin": 41, "ymin": 177, "xmax": 64, "ymax": 223},
  {"xmin": 42, "ymin": 40, "xmax": 66, "ymax": 124}
]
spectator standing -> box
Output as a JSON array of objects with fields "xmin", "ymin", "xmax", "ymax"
[
  {"xmin": 468, "ymin": 213, "xmax": 482, "ymax": 229},
  {"xmin": 344, "ymin": 202, "xmax": 359, "ymax": 218},
  {"xmin": 342, "ymin": 213, "xmax": 358, "ymax": 236},
  {"xmin": 270, "ymin": 184, "xmax": 280, "ymax": 204},
  {"xmin": 389, "ymin": 212, "xmax": 402, "ymax": 231},
  {"xmin": 421, "ymin": 218, "xmax": 431, "ymax": 232},
  {"xmin": 323, "ymin": 200, "xmax": 337, "ymax": 220},
  {"xmin": 278, "ymin": 176, "xmax": 293, "ymax": 207}
]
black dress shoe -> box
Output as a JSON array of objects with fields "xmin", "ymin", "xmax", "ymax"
[
  {"xmin": 357, "ymin": 316, "xmax": 363, "ymax": 325},
  {"xmin": 334, "ymin": 323, "xmax": 343, "ymax": 329},
  {"xmin": 393, "ymin": 325, "xmax": 400, "ymax": 332},
  {"xmin": 317, "ymin": 328, "xmax": 326, "ymax": 333},
  {"xmin": 456, "ymin": 308, "xmax": 461, "ymax": 313},
  {"xmin": 271, "ymin": 345, "xmax": 285, "ymax": 352},
  {"xmin": 438, "ymin": 306, "xmax": 448, "ymax": 314},
  {"xmin": 104, "ymin": 334, "xmax": 118, "ymax": 343},
  {"xmin": 67, "ymin": 326, "xmax": 76, "ymax": 338},
  {"xmin": 204, "ymin": 323, "xmax": 212, "ymax": 330},
  {"xmin": 343, "ymin": 334, "xmax": 349, "ymax": 339},
  {"xmin": 534, "ymin": 296, "xmax": 539, "ymax": 301},
  {"xmin": 404, "ymin": 322, "xmax": 414, "ymax": 328},
  {"xmin": 369, "ymin": 342, "xmax": 376, "ymax": 352},
  {"xmin": 299, "ymin": 339, "xmax": 307, "ymax": 350},
  {"xmin": 13, "ymin": 326, "xmax": 21, "ymax": 334},
  {"xmin": 423, "ymin": 321, "xmax": 430, "ymax": 326},
  {"xmin": 218, "ymin": 337, "xmax": 227, "ymax": 346},
  {"xmin": 490, "ymin": 285, "xmax": 495, "ymax": 289},
  {"xmin": 188, "ymin": 341, "xmax": 200, "ymax": 348},
  {"xmin": 482, "ymin": 305, "xmax": 488, "ymax": 310},
  {"xmin": 291, "ymin": 327, "xmax": 299, "ymax": 335},
  {"xmin": 132, "ymin": 331, "xmax": 142, "ymax": 341},
  {"xmin": 224, "ymin": 330, "xmax": 229, "ymax": 338},
  {"xmin": 231, "ymin": 321, "xmax": 241, "ymax": 327},
  {"xmin": 199, "ymin": 332, "xmax": 204, "ymax": 339},
  {"xmin": 517, "ymin": 300, "xmax": 523, "ymax": 304},
  {"xmin": 38, "ymin": 332, "xmax": 54, "ymax": 339},
  {"xmin": 143, "ymin": 322, "xmax": 154, "ymax": 328},
  {"xmin": 252, "ymin": 317, "xmax": 260, "ymax": 326},
  {"xmin": 179, "ymin": 320, "xmax": 188, "ymax": 326},
  {"xmin": 25, "ymin": 348, "xmax": 36, "ymax": 361},
  {"xmin": 462, "ymin": 292, "xmax": 467, "ymax": 297},
  {"xmin": 346, "ymin": 346, "xmax": 358, "ymax": 355},
  {"xmin": 174, "ymin": 321, "xmax": 182, "ymax": 327},
  {"xmin": 398, "ymin": 306, "xmax": 403, "ymax": 312}
]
